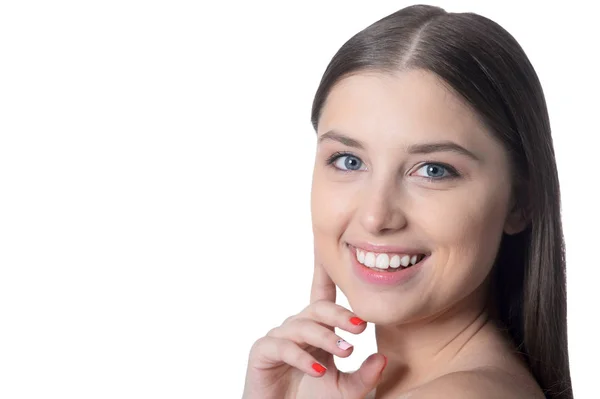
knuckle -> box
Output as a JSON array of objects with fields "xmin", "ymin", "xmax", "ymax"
[
  {"xmin": 266, "ymin": 327, "xmax": 280, "ymax": 338},
  {"xmin": 293, "ymin": 317, "xmax": 314, "ymax": 332},
  {"xmin": 307, "ymin": 300, "xmax": 326, "ymax": 317},
  {"xmin": 283, "ymin": 318, "xmax": 305, "ymax": 336},
  {"xmin": 314, "ymin": 299, "xmax": 327, "ymax": 311},
  {"xmin": 299, "ymin": 303, "xmax": 313, "ymax": 316},
  {"xmin": 250, "ymin": 336, "xmax": 267, "ymax": 354}
]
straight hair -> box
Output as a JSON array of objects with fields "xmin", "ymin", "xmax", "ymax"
[{"xmin": 310, "ymin": 5, "xmax": 571, "ymax": 398}]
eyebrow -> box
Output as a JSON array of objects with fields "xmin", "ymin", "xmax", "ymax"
[{"xmin": 318, "ymin": 130, "xmax": 481, "ymax": 162}]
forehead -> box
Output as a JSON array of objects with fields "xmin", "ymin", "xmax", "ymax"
[{"xmin": 318, "ymin": 69, "xmax": 490, "ymax": 148}]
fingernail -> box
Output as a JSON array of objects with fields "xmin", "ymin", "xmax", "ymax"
[
  {"xmin": 336, "ymin": 339, "xmax": 353, "ymax": 350},
  {"xmin": 350, "ymin": 317, "xmax": 365, "ymax": 325},
  {"xmin": 382, "ymin": 354, "xmax": 388, "ymax": 370},
  {"xmin": 312, "ymin": 362, "xmax": 327, "ymax": 373}
]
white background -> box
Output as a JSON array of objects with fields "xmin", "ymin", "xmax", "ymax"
[{"xmin": 0, "ymin": 1, "xmax": 597, "ymax": 398}]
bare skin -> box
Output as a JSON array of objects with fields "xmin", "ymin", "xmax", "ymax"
[{"xmin": 243, "ymin": 69, "xmax": 545, "ymax": 398}]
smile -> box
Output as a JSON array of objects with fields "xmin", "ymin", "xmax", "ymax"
[
  {"xmin": 356, "ymin": 248, "xmax": 425, "ymax": 271},
  {"xmin": 350, "ymin": 245, "xmax": 428, "ymax": 272},
  {"xmin": 347, "ymin": 244, "xmax": 429, "ymax": 285}
]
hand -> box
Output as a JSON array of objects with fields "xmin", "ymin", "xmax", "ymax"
[{"xmin": 242, "ymin": 248, "xmax": 387, "ymax": 399}]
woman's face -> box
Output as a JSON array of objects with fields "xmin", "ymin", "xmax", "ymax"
[{"xmin": 311, "ymin": 69, "xmax": 523, "ymax": 324}]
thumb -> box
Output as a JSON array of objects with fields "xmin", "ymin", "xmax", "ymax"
[{"xmin": 339, "ymin": 353, "xmax": 387, "ymax": 398}]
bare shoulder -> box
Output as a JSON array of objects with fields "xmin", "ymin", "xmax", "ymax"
[{"xmin": 404, "ymin": 367, "xmax": 545, "ymax": 399}]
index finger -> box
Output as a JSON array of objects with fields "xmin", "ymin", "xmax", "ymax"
[{"xmin": 310, "ymin": 247, "xmax": 336, "ymax": 304}]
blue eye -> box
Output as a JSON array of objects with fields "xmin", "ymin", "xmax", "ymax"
[
  {"xmin": 325, "ymin": 154, "xmax": 459, "ymax": 181},
  {"xmin": 326, "ymin": 152, "xmax": 365, "ymax": 171},
  {"xmin": 413, "ymin": 163, "xmax": 459, "ymax": 180}
]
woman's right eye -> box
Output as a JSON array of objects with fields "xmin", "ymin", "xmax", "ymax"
[{"xmin": 326, "ymin": 152, "xmax": 366, "ymax": 171}]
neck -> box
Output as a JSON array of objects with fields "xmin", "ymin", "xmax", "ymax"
[{"xmin": 374, "ymin": 281, "xmax": 497, "ymax": 397}]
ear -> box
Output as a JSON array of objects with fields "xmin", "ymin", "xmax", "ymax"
[{"xmin": 503, "ymin": 196, "xmax": 530, "ymax": 235}]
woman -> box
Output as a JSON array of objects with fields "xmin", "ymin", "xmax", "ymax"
[{"xmin": 243, "ymin": 4, "xmax": 572, "ymax": 398}]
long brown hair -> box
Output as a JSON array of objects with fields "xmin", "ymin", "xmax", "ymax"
[{"xmin": 310, "ymin": 5, "xmax": 571, "ymax": 398}]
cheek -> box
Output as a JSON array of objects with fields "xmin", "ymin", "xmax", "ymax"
[
  {"xmin": 310, "ymin": 173, "xmax": 356, "ymax": 234},
  {"xmin": 420, "ymin": 184, "xmax": 509, "ymax": 294},
  {"xmin": 310, "ymin": 174, "xmax": 358, "ymax": 283},
  {"xmin": 405, "ymin": 188, "xmax": 508, "ymax": 316},
  {"xmin": 418, "ymin": 181, "xmax": 509, "ymax": 246}
]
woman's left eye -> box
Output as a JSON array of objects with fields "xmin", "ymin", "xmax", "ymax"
[{"xmin": 412, "ymin": 163, "xmax": 459, "ymax": 180}]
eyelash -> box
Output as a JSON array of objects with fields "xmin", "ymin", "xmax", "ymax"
[{"xmin": 325, "ymin": 151, "xmax": 461, "ymax": 181}]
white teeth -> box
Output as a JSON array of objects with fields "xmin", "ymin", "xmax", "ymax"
[
  {"xmin": 357, "ymin": 248, "xmax": 365, "ymax": 263},
  {"xmin": 375, "ymin": 253, "xmax": 390, "ymax": 269},
  {"xmin": 400, "ymin": 255, "xmax": 410, "ymax": 267},
  {"xmin": 364, "ymin": 252, "xmax": 376, "ymax": 267},
  {"xmin": 354, "ymin": 247, "xmax": 424, "ymax": 270}
]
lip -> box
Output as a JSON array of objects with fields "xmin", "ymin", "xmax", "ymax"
[
  {"xmin": 347, "ymin": 242, "xmax": 429, "ymax": 256},
  {"xmin": 348, "ymin": 243, "xmax": 428, "ymax": 286}
]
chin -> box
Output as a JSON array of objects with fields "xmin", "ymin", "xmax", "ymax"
[{"xmin": 343, "ymin": 290, "xmax": 414, "ymax": 325}]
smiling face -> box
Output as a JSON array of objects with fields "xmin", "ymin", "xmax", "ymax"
[{"xmin": 311, "ymin": 69, "xmax": 524, "ymax": 324}]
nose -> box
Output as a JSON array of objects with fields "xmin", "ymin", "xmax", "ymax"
[{"xmin": 358, "ymin": 178, "xmax": 407, "ymax": 235}]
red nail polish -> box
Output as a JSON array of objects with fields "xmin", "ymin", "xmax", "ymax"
[
  {"xmin": 312, "ymin": 362, "xmax": 326, "ymax": 373},
  {"xmin": 350, "ymin": 317, "xmax": 365, "ymax": 325}
]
